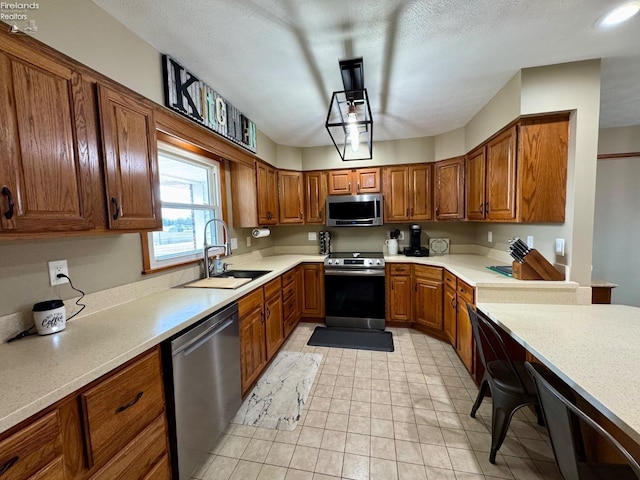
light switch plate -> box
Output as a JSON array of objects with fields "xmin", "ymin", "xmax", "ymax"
[
  {"xmin": 230, "ymin": 238, "xmax": 238, "ymax": 250},
  {"xmin": 555, "ymin": 238, "xmax": 565, "ymax": 256},
  {"xmin": 527, "ymin": 236, "xmax": 534, "ymax": 248},
  {"xmin": 308, "ymin": 232, "xmax": 317, "ymax": 241}
]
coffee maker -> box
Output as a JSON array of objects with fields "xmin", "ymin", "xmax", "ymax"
[{"xmin": 403, "ymin": 224, "xmax": 429, "ymax": 257}]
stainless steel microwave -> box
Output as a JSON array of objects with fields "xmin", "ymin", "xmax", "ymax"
[{"xmin": 326, "ymin": 194, "xmax": 383, "ymax": 227}]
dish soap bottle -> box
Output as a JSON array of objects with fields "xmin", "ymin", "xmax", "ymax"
[{"xmin": 215, "ymin": 255, "xmax": 223, "ymax": 275}]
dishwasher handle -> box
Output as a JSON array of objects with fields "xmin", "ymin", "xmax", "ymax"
[{"xmin": 174, "ymin": 317, "xmax": 235, "ymax": 357}]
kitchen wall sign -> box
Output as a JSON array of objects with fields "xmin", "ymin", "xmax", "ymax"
[{"xmin": 162, "ymin": 55, "xmax": 257, "ymax": 153}]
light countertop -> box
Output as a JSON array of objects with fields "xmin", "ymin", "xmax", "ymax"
[
  {"xmin": 0, "ymin": 252, "xmax": 578, "ymax": 435},
  {"xmin": 477, "ymin": 302, "xmax": 640, "ymax": 445}
]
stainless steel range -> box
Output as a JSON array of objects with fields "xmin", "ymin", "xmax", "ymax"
[{"xmin": 324, "ymin": 252, "xmax": 386, "ymax": 330}]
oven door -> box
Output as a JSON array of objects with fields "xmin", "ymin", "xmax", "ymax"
[{"xmin": 324, "ymin": 269, "xmax": 386, "ymax": 330}]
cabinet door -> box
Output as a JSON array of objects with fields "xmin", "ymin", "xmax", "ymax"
[
  {"xmin": 382, "ymin": 166, "xmax": 409, "ymax": 222},
  {"xmin": 354, "ymin": 168, "xmax": 381, "ymax": 193},
  {"xmin": 327, "ymin": 170, "xmax": 352, "ymax": 195},
  {"xmin": 409, "ymin": 164, "xmax": 433, "ymax": 221},
  {"xmin": 256, "ymin": 162, "xmax": 278, "ymax": 225},
  {"xmin": 0, "ymin": 51, "xmax": 94, "ymax": 232},
  {"xmin": 301, "ymin": 263, "xmax": 325, "ymax": 317},
  {"xmin": 230, "ymin": 161, "xmax": 258, "ymax": 228},
  {"xmin": 304, "ymin": 171, "xmax": 327, "ymax": 224},
  {"xmin": 98, "ymin": 85, "xmax": 161, "ymax": 230},
  {"xmin": 443, "ymin": 285, "xmax": 457, "ymax": 346},
  {"xmin": 413, "ymin": 278, "xmax": 443, "ymax": 331},
  {"xmin": 486, "ymin": 126, "xmax": 517, "ymax": 221},
  {"xmin": 278, "ymin": 171, "xmax": 304, "ymax": 224},
  {"xmin": 434, "ymin": 157, "xmax": 465, "ymax": 220},
  {"xmin": 456, "ymin": 298, "xmax": 474, "ymax": 373},
  {"xmin": 388, "ymin": 275, "xmax": 412, "ymax": 322},
  {"xmin": 264, "ymin": 291, "xmax": 284, "ymax": 360},
  {"xmin": 466, "ymin": 148, "xmax": 486, "ymax": 220},
  {"xmin": 240, "ymin": 307, "xmax": 266, "ymax": 393}
]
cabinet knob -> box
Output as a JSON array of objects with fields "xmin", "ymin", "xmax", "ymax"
[{"xmin": 1, "ymin": 186, "xmax": 14, "ymax": 220}]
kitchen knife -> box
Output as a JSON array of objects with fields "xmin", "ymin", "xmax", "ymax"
[
  {"xmin": 512, "ymin": 242, "xmax": 530, "ymax": 260},
  {"xmin": 515, "ymin": 238, "xmax": 531, "ymax": 254},
  {"xmin": 509, "ymin": 246, "xmax": 524, "ymax": 263}
]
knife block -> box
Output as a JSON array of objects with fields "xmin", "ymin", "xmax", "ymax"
[{"xmin": 512, "ymin": 249, "xmax": 564, "ymax": 280}]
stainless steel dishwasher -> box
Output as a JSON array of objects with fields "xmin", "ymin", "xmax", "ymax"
[{"xmin": 164, "ymin": 302, "xmax": 241, "ymax": 479}]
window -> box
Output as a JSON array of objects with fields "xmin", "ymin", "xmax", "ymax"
[{"xmin": 144, "ymin": 140, "xmax": 225, "ymax": 271}]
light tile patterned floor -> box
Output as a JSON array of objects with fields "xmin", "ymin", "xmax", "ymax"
[{"xmin": 191, "ymin": 323, "xmax": 562, "ymax": 480}]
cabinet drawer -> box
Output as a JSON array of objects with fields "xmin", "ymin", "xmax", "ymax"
[
  {"xmin": 283, "ymin": 292, "xmax": 297, "ymax": 320},
  {"xmin": 264, "ymin": 277, "xmax": 282, "ymax": 300},
  {"xmin": 81, "ymin": 350, "xmax": 165, "ymax": 468},
  {"xmin": 28, "ymin": 456, "xmax": 65, "ymax": 480},
  {"xmin": 238, "ymin": 288, "xmax": 264, "ymax": 317},
  {"xmin": 413, "ymin": 265, "xmax": 443, "ymax": 282},
  {"xmin": 0, "ymin": 411, "xmax": 61, "ymax": 480},
  {"xmin": 142, "ymin": 454, "xmax": 171, "ymax": 480},
  {"xmin": 282, "ymin": 268, "xmax": 296, "ymax": 287},
  {"xmin": 444, "ymin": 270, "xmax": 457, "ymax": 289},
  {"xmin": 89, "ymin": 416, "xmax": 167, "ymax": 480},
  {"xmin": 389, "ymin": 264, "xmax": 411, "ymax": 275},
  {"xmin": 457, "ymin": 280, "xmax": 474, "ymax": 303}
]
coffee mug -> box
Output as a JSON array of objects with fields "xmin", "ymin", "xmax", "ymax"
[{"xmin": 385, "ymin": 239, "xmax": 399, "ymax": 255}]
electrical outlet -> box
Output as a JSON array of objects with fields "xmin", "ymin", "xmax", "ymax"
[
  {"xmin": 487, "ymin": 231, "xmax": 493, "ymax": 243},
  {"xmin": 398, "ymin": 231, "xmax": 405, "ymax": 240},
  {"xmin": 48, "ymin": 260, "xmax": 69, "ymax": 286},
  {"xmin": 555, "ymin": 238, "xmax": 565, "ymax": 256},
  {"xmin": 246, "ymin": 236, "xmax": 251, "ymax": 247},
  {"xmin": 308, "ymin": 232, "xmax": 317, "ymax": 241},
  {"xmin": 527, "ymin": 235, "xmax": 534, "ymax": 248},
  {"xmin": 230, "ymin": 238, "xmax": 238, "ymax": 250}
]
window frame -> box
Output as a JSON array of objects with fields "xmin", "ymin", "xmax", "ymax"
[{"xmin": 141, "ymin": 132, "xmax": 229, "ymax": 274}]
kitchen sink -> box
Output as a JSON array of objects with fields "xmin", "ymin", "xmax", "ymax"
[{"xmin": 213, "ymin": 270, "xmax": 271, "ymax": 280}]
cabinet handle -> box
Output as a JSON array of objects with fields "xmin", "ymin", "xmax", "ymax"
[
  {"xmin": 266, "ymin": 306, "xmax": 271, "ymax": 319},
  {"xmin": 479, "ymin": 203, "xmax": 483, "ymax": 214},
  {"xmin": 391, "ymin": 280, "xmax": 394, "ymax": 291},
  {"xmin": 111, "ymin": 197, "xmax": 120, "ymax": 221},
  {"xmin": 300, "ymin": 211, "xmax": 303, "ymax": 219},
  {"xmin": 348, "ymin": 182, "xmax": 351, "ymax": 191},
  {"xmin": 414, "ymin": 283, "xmax": 417, "ymax": 292},
  {"xmin": 435, "ymin": 206, "xmax": 440, "ymax": 216},
  {"xmin": 115, "ymin": 391, "xmax": 143, "ymax": 414},
  {"xmin": 406, "ymin": 208, "xmax": 409, "ymax": 217},
  {"xmin": 485, "ymin": 202, "xmax": 489, "ymax": 214},
  {"xmin": 410, "ymin": 208, "xmax": 414, "ymax": 216},
  {"xmin": 357, "ymin": 182, "xmax": 360, "ymax": 192},
  {"xmin": 1, "ymin": 187, "xmax": 14, "ymax": 220},
  {"xmin": 0, "ymin": 456, "xmax": 19, "ymax": 476},
  {"xmin": 451, "ymin": 297, "xmax": 456, "ymax": 308},
  {"xmin": 261, "ymin": 311, "xmax": 265, "ymax": 324}
]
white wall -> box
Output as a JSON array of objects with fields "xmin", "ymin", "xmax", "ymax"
[
  {"xmin": 434, "ymin": 128, "xmax": 465, "ymax": 160},
  {"xmin": 598, "ymin": 126, "xmax": 640, "ymax": 155}
]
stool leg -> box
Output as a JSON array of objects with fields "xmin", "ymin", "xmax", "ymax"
[{"xmin": 471, "ymin": 379, "xmax": 489, "ymax": 418}]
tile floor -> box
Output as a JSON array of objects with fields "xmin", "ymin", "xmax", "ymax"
[{"xmin": 191, "ymin": 323, "xmax": 562, "ymax": 480}]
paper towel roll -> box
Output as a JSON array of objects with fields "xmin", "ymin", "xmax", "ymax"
[{"xmin": 252, "ymin": 228, "xmax": 271, "ymax": 238}]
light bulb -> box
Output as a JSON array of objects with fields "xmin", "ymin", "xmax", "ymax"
[
  {"xmin": 600, "ymin": 2, "xmax": 640, "ymax": 26},
  {"xmin": 349, "ymin": 127, "xmax": 360, "ymax": 152}
]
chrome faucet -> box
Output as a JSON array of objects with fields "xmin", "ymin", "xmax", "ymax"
[{"xmin": 203, "ymin": 218, "xmax": 231, "ymax": 278}]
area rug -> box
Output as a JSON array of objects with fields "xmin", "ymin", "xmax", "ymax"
[
  {"xmin": 232, "ymin": 351, "xmax": 322, "ymax": 430},
  {"xmin": 307, "ymin": 326, "xmax": 394, "ymax": 352}
]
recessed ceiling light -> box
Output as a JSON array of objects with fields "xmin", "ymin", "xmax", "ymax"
[{"xmin": 600, "ymin": 2, "xmax": 640, "ymax": 27}]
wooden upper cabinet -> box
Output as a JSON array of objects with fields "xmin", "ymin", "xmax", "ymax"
[
  {"xmin": 0, "ymin": 49, "xmax": 94, "ymax": 232},
  {"xmin": 98, "ymin": 85, "xmax": 162, "ymax": 230},
  {"xmin": 256, "ymin": 162, "xmax": 278, "ymax": 225},
  {"xmin": 304, "ymin": 171, "xmax": 327, "ymax": 224},
  {"xmin": 434, "ymin": 157, "xmax": 465, "ymax": 220},
  {"xmin": 466, "ymin": 148, "xmax": 486, "ymax": 221},
  {"xmin": 409, "ymin": 163, "xmax": 433, "ymax": 221},
  {"xmin": 486, "ymin": 126, "xmax": 517, "ymax": 221},
  {"xmin": 230, "ymin": 161, "xmax": 258, "ymax": 228},
  {"xmin": 383, "ymin": 166, "xmax": 410, "ymax": 222},
  {"xmin": 328, "ymin": 168, "xmax": 380, "ymax": 195},
  {"xmin": 278, "ymin": 170, "xmax": 304, "ymax": 224},
  {"xmin": 517, "ymin": 116, "xmax": 568, "ymax": 222}
]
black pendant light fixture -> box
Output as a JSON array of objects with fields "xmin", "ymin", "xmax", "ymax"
[{"xmin": 325, "ymin": 58, "xmax": 373, "ymax": 161}]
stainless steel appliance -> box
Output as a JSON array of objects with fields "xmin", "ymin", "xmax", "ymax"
[
  {"xmin": 326, "ymin": 194, "xmax": 383, "ymax": 227},
  {"xmin": 164, "ymin": 302, "xmax": 241, "ymax": 479},
  {"xmin": 403, "ymin": 224, "xmax": 429, "ymax": 257},
  {"xmin": 324, "ymin": 252, "xmax": 386, "ymax": 330}
]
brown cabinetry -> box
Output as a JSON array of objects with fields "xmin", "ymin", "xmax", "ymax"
[
  {"xmin": 0, "ymin": 348, "xmax": 169, "ymax": 480},
  {"xmin": 386, "ymin": 264, "xmax": 412, "ymax": 322},
  {"xmin": 256, "ymin": 162, "xmax": 278, "ymax": 225},
  {"xmin": 301, "ymin": 263, "xmax": 325, "ymax": 318},
  {"xmin": 383, "ymin": 164, "xmax": 433, "ymax": 222},
  {"xmin": 98, "ymin": 85, "xmax": 162, "ymax": 230},
  {"xmin": 413, "ymin": 266, "xmax": 443, "ymax": 331},
  {"xmin": 278, "ymin": 171, "xmax": 304, "ymax": 224},
  {"xmin": 0, "ymin": 45, "xmax": 94, "ymax": 233},
  {"xmin": 443, "ymin": 271, "xmax": 457, "ymax": 345},
  {"xmin": 283, "ymin": 267, "xmax": 302, "ymax": 337},
  {"xmin": 455, "ymin": 279, "xmax": 475, "ymax": 373},
  {"xmin": 304, "ymin": 171, "xmax": 328, "ymax": 224},
  {"xmin": 328, "ymin": 168, "xmax": 380, "ymax": 195},
  {"xmin": 264, "ymin": 277, "xmax": 284, "ymax": 359},
  {"xmin": 239, "ymin": 288, "xmax": 267, "ymax": 394},
  {"xmin": 434, "ymin": 157, "xmax": 465, "ymax": 220}
]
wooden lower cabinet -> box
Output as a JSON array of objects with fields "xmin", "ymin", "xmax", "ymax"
[
  {"xmin": 283, "ymin": 267, "xmax": 302, "ymax": 337},
  {"xmin": 413, "ymin": 266, "xmax": 443, "ymax": 332},
  {"xmin": 0, "ymin": 347, "xmax": 169, "ymax": 480},
  {"xmin": 455, "ymin": 279, "xmax": 476, "ymax": 373},
  {"xmin": 239, "ymin": 288, "xmax": 267, "ymax": 394},
  {"xmin": 264, "ymin": 277, "xmax": 284, "ymax": 359},
  {"xmin": 301, "ymin": 263, "xmax": 325, "ymax": 318},
  {"xmin": 443, "ymin": 284, "xmax": 457, "ymax": 345},
  {"xmin": 387, "ymin": 264, "xmax": 412, "ymax": 322}
]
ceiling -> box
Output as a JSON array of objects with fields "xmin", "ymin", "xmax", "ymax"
[{"xmin": 94, "ymin": 0, "xmax": 640, "ymax": 147}]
